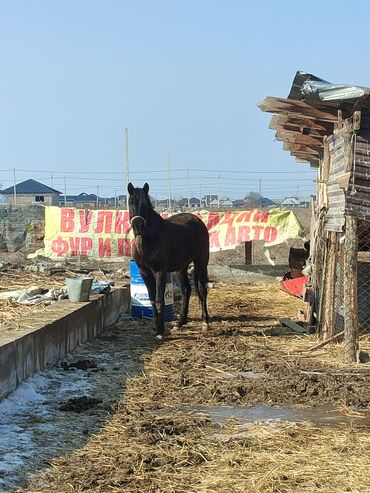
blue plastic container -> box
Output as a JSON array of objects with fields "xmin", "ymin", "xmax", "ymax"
[{"xmin": 129, "ymin": 260, "xmax": 175, "ymax": 321}]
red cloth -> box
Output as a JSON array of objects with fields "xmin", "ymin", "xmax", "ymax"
[{"xmin": 280, "ymin": 276, "xmax": 308, "ymax": 298}]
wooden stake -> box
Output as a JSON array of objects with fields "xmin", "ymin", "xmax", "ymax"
[{"xmin": 343, "ymin": 215, "xmax": 359, "ymax": 363}]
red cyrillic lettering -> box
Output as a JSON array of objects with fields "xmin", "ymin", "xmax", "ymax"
[
  {"xmin": 207, "ymin": 213, "xmax": 220, "ymax": 230},
  {"xmin": 264, "ymin": 226, "xmax": 278, "ymax": 243},
  {"xmin": 252, "ymin": 225, "xmax": 263, "ymax": 240},
  {"xmin": 225, "ymin": 226, "xmax": 236, "ymax": 246},
  {"xmin": 236, "ymin": 211, "xmax": 253, "ymax": 223},
  {"xmin": 219, "ymin": 212, "xmax": 236, "ymax": 227},
  {"xmin": 80, "ymin": 237, "xmax": 93, "ymax": 256},
  {"xmin": 237, "ymin": 226, "xmax": 251, "ymax": 243},
  {"xmin": 69, "ymin": 237, "xmax": 80, "ymax": 256},
  {"xmin": 51, "ymin": 236, "xmax": 69, "ymax": 256},
  {"xmin": 99, "ymin": 238, "xmax": 111, "ymax": 257},
  {"xmin": 118, "ymin": 238, "xmax": 132, "ymax": 256},
  {"xmin": 60, "ymin": 209, "xmax": 75, "ymax": 232},
  {"xmin": 115, "ymin": 211, "xmax": 130, "ymax": 234},
  {"xmin": 79, "ymin": 210, "xmax": 93, "ymax": 233},
  {"xmin": 209, "ymin": 231, "xmax": 221, "ymax": 249},
  {"xmin": 95, "ymin": 211, "xmax": 113, "ymax": 233}
]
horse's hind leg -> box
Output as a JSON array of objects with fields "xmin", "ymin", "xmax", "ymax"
[
  {"xmin": 193, "ymin": 260, "xmax": 209, "ymax": 329},
  {"xmin": 175, "ymin": 267, "xmax": 191, "ymax": 329}
]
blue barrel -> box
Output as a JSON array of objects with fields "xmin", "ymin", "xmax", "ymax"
[{"xmin": 129, "ymin": 260, "xmax": 175, "ymax": 321}]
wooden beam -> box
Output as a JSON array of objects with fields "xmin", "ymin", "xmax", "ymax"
[{"xmin": 258, "ymin": 96, "xmax": 339, "ymax": 122}]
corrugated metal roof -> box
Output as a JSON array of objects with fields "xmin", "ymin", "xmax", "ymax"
[
  {"xmin": 1, "ymin": 179, "xmax": 61, "ymax": 195},
  {"xmin": 258, "ymin": 70, "xmax": 370, "ymax": 167}
]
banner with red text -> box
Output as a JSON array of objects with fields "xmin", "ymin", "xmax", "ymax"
[{"xmin": 37, "ymin": 206, "xmax": 302, "ymax": 259}]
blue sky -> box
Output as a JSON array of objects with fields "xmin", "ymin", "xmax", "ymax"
[{"xmin": 1, "ymin": 0, "xmax": 369, "ymax": 200}]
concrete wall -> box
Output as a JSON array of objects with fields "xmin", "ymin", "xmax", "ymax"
[
  {"xmin": 0, "ymin": 204, "xmax": 45, "ymax": 252},
  {"xmin": 5, "ymin": 193, "xmax": 59, "ymax": 206},
  {"xmin": 0, "ymin": 287, "xmax": 129, "ymax": 400}
]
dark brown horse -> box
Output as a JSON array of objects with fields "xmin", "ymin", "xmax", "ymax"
[{"xmin": 128, "ymin": 182, "xmax": 210, "ymax": 339}]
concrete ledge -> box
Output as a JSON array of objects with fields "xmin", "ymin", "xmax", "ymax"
[
  {"xmin": 0, "ymin": 286, "xmax": 130, "ymax": 400},
  {"xmin": 208, "ymin": 264, "xmax": 289, "ymax": 283}
]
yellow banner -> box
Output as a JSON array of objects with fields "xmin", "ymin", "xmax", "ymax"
[{"xmin": 37, "ymin": 206, "xmax": 302, "ymax": 259}]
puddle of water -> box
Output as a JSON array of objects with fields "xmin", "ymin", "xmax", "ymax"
[{"xmin": 188, "ymin": 404, "xmax": 370, "ymax": 427}]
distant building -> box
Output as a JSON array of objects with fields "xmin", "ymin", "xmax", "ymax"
[
  {"xmin": 189, "ymin": 197, "xmax": 201, "ymax": 207},
  {"xmin": 281, "ymin": 196, "xmax": 300, "ymax": 207},
  {"xmin": 0, "ymin": 179, "xmax": 61, "ymax": 205},
  {"xmin": 59, "ymin": 193, "xmax": 127, "ymax": 208},
  {"xmin": 203, "ymin": 194, "xmax": 218, "ymax": 206},
  {"xmin": 59, "ymin": 193, "xmax": 98, "ymax": 208},
  {"xmin": 256, "ymin": 197, "xmax": 276, "ymax": 208}
]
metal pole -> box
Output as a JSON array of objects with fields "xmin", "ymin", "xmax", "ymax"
[
  {"xmin": 13, "ymin": 168, "xmax": 16, "ymax": 204},
  {"xmin": 51, "ymin": 174, "xmax": 54, "ymax": 188},
  {"xmin": 167, "ymin": 154, "xmax": 172, "ymax": 212},
  {"xmin": 125, "ymin": 128, "xmax": 129, "ymax": 210},
  {"xmin": 186, "ymin": 166, "xmax": 190, "ymax": 209},
  {"xmin": 258, "ymin": 178, "xmax": 262, "ymax": 196},
  {"xmin": 64, "ymin": 176, "xmax": 67, "ymax": 206},
  {"xmin": 114, "ymin": 191, "xmax": 117, "ymax": 207},
  {"xmin": 218, "ymin": 172, "xmax": 220, "ymax": 208},
  {"xmin": 96, "ymin": 186, "xmax": 99, "ymax": 207}
]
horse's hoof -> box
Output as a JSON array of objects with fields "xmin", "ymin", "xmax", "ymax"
[{"xmin": 202, "ymin": 322, "xmax": 210, "ymax": 331}]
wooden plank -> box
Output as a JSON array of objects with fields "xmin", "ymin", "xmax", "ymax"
[
  {"xmin": 258, "ymin": 97, "xmax": 338, "ymax": 122},
  {"xmin": 280, "ymin": 318, "xmax": 308, "ymax": 333}
]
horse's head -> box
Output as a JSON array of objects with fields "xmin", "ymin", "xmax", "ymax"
[{"xmin": 127, "ymin": 182, "xmax": 152, "ymax": 236}]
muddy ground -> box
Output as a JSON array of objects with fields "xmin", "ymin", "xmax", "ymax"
[{"xmin": 15, "ymin": 283, "xmax": 370, "ymax": 493}]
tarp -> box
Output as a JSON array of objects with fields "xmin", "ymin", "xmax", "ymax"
[
  {"xmin": 35, "ymin": 206, "xmax": 303, "ymax": 259},
  {"xmin": 279, "ymin": 276, "xmax": 308, "ymax": 298}
]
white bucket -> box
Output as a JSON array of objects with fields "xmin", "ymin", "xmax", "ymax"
[{"xmin": 66, "ymin": 278, "xmax": 93, "ymax": 302}]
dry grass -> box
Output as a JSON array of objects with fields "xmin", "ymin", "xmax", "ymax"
[{"xmin": 18, "ymin": 282, "xmax": 370, "ymax": 493}]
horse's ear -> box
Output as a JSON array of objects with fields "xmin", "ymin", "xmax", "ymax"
[
  {"xmin": 128, "ymin": 182, "xmax": 134, "ymax": 195},
  {"xmin": 143, "ymin": 183, "xmax": 150, "ymax": 195}
]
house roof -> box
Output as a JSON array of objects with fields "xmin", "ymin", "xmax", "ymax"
[
  {"xmin": 1, "ymin": 179, "xmax": 61, "ymax": 195},
  {"xmin": 59, "ymin": 193, "xmax": 98, "ymax": 203},
  {"xmin": 258, "ymin": 70, "xmax": 370, "ymax": 167},
  {"xmin": 281, "ymin": 197, "xmax": 300, "ymax": 205},
  {"xmin": 256, "ymin": 197, "xmax": 276, "ymax": 206}
]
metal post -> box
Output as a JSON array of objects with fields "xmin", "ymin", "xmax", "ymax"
[
  {"xmin": 13, "ymin": 168, "xmax": 16, "ymax": 204},
  {"xmin": 186, "ymin": 166, "xmax": 190, "ymax": 209},
  {"xmin": 167, "ymin": 154, "xmax": 172, "ymax": 212},
  {"xmin": 64, "ymin": 176, "xmax": 67, "ymax": 206},
  {"xmin": 125, "ymin": 128, "xmax": 129, "ymax": 210}
]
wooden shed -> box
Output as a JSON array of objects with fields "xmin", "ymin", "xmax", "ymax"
[{"xmin": 259, "ymin": 71, "xmax": 370, "ymax": 362}]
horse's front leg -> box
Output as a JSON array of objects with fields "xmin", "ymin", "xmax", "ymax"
[
  {"xmin": 155, "ymin": 270, "xmax": 167, "ymax": 340},
  {"xmin": 139, "ymin": 267, "xmax": 158, "ymax": 332}
]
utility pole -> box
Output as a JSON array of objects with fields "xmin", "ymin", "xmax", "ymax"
[
  {"xmin": 114, "ymin": 191, "xmax": 117, "ymax": 208},
  {"xmin": 186, "ymin": 166, "xmax": 190, "ymax": 209},
  {"xmin": 96, "ymin": 186, "xmax": 99, "ymax": 207},
  {"xmin": 258, "ymin": 178, "xmax": 262, "ymax": 196},
  {"xmin": 125, "ymin": 128, "xmax": 130, "ymax": 209},
  {"xmin": 167, "ymin": 154, "xmax": 172, "ymax": 212},
  {"xmin": 51, "ymin": 175, "xmax": 54, "ymax": 188},
  {"xmin": 13, "ymin": 168, "xmax": 16, "ymax": 204},
  {"xmin": 64, "ymin": 176, "xmax": 67, "ymax": 206},
  {"xmin": 218, "ymin": 172, "xmax": 221, "ymax": 208},
  {"xmin": 296, "ymin": 183, "xmax": 300, "ymax": 200}
]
